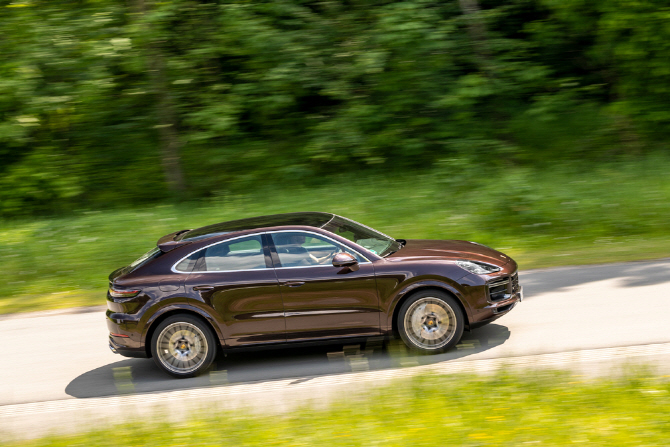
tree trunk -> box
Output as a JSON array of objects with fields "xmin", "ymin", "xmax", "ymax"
[
  {"xmin": 134, "ymin": 0, "xmax": 186, "ymax": 197},
  {"xmin": 458, "ymin": 0, "xmax": 495, "ymax": 78}
]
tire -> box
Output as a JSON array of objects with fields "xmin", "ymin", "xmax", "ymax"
[
  {"xmin": 150, "ymin": 314, "xmax": 217, "ymax": 378},
  {"xmin": 397, "ymin": 290, "xmax": 464, "ymax": 354}
]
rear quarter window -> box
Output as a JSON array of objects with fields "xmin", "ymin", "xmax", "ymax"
[
  {"xmin": 175, "ymin": 235, "xmax": 267, "ymax": 272},
  {"xmin": 129, "ymin": 247, "xmax": 162, "ymax": 272}
]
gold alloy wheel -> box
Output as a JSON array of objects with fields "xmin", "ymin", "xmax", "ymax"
[
  {"xmin": 156, "ymin": 322, "xmax": 209, "ymax": 374},
  {"xmin": 403, "ymin": 297, "xmax": 457, "ymax": 350}
]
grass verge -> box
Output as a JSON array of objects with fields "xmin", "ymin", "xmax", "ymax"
[
  {"xmin": 4, "ymin": 370, "xmax": 670, "ymax": 446},
  {"xmin": 1, "ymin": 156, "xmax": 669, "ymax": 314}
]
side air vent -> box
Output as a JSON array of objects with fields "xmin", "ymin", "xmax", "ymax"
[{"xmin": 488, "ymin": 278, "xmax": 510, "ymax": 302}]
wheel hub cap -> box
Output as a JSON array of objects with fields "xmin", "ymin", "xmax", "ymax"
[
  {"xmin": 423, "ymin": 315, "xmax": 440, "ymax": 332},
  {"xmin": 176, "ymin": 339, "xmax": 189, "ymax": 353}
]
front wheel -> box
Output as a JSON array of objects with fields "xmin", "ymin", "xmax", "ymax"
[
  {"xmin": 397, "ymin": 291, "xmax": 464, "ymax": 354},
  {"xmin": 150, "ymin": 314, "xmax": 217, "ymax": 378}
]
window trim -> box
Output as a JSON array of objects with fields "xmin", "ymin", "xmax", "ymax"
[
  {"xmin": 171, "ymin": 233, "xmax": 270, "ymax": 274},
  {"xmin": 267, "ymin": 229, "xmax": 371, "ymax": 269},
  {"xmin": 171, "ymin": 229, "xmax": 372, "ymax": 274}
]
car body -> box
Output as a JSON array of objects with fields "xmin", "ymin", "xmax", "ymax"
[{"xmin": 107, "ymin": 212, "xmax": 522, "ymax": 377}]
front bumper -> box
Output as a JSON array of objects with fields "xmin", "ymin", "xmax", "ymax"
[
  {"xmin": 486, "ymin": 285, "xmax": 522, "ymax": 313},
  {"xmin": 470, "ymin": 285, "xmax": 522, "ymax": 329}
]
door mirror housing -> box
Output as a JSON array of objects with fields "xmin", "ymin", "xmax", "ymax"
[{"xmin": 332, "ymin": 252, "xmax": 358, "ymax": 268}]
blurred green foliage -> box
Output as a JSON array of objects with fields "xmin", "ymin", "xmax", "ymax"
[
  {"xmin": 1, "ymin": 0, "xmax": 670, "ymax": 215},
  {"xmin": 1, "ymin": 156, "xmax": 669, "ymax": 314},
  {"xmin": 6, "ymin": 371, "xmax": 670, "ymax": 445}
]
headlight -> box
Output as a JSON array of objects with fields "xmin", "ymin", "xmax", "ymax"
[{"xmin": 456, "ymin": 260, "xmax": 501, "ymax": 275}]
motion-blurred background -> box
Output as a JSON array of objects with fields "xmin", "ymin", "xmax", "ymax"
[
  {"xmin": 1, "ymin": 0, "xmax": 669, "ymax": 312},
  {"xmin": 2, "ymin": 4, "xmax": 670, "ymax": 446}
]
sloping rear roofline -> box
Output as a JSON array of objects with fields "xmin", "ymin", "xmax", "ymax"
[{"xmin": 175, "ymin": 212, "xmax": 335, "ymax": 242}]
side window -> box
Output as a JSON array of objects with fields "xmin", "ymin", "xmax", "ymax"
[
  {"xmin": 175, "ymin": 250, "xmax": 200, "ymax": 273},
  {"xmin": 175, "ymin": 235, "xmax": 266, "ymax": 272},
  {"xmin": 270, "ymin": 232, "xmax": 364, "ymax": 268}
]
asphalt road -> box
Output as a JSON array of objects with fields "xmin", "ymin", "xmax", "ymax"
[{"xmin": 2, "ymin": 259, "xmax": 670, "ymax": 439}]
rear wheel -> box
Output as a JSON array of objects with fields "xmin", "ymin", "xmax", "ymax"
[
  {"xmin": 150, "ymin": 314, "xmax": 217, "ymax": 378},
  {"xmin": 397, "ymin": 290, "xmax": 464, "ymax": 354}
]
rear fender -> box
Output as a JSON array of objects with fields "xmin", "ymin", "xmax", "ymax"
[{"xmin": 142, "ymin": 303, "xmax": 226, "ymax": 347}]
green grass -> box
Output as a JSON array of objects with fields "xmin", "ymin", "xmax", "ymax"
[
  {"xmin": 1, "ymin": 155, "xmax": 670, "ymax": 314},
  {"xmin": 4, "ymin": 371, "xmax": 670, "ymax": 446}
]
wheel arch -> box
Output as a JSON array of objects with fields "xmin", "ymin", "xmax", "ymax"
[
  {"xmin": 142, "ymin": 305, "xmax": 224, "ymax": 358},
  {"xmin": 390, "ymin": 284, "xmax": 471, "ymax": 336}
]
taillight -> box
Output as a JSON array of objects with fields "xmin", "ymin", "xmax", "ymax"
[{"xmin": 109, "ymin": 288, "xmax": 141, "ymax": 299}]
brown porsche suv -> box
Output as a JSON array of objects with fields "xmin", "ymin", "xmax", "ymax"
[{"xmin": 107, "ymin": 212, "xmax": 522, "ymax": 377}]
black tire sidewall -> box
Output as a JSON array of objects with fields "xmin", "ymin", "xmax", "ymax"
[
  {"xmin": 397, "ymin": 290, "xmax": 464, "ymax": 354},
  {"xmin": 150, "ymin": 314, "xmax": 217, "ymax": 378}
]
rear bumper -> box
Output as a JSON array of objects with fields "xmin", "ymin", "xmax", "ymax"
[
  {"xmin": 107, "ymin": 312, "xmax": 147, "ymax": 358},
  {"xmin": 109, "ymin": 335, "xmax": 148, "ymax": 358}
]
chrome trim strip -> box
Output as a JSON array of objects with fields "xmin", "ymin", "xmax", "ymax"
[
  {"xmin": 249, "ymin": 312, "xmax": 285, "ymax": 318},
  {"xmin": 186, "ymin": 267, "xmax": 270, "ymax": 274},
  {"xmin": 488, "ymin": 280, "xmax": 510, "ymax": 288},
  {"xmin": 284, "ymin": 309, "xmax": 359, "ymax": 317}
]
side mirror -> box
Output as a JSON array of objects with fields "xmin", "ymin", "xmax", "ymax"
[{"xmin": 332, "ymin": 252, "xmax": 358, "ymax": 268}]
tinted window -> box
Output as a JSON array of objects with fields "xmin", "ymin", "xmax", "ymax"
[
  {"xmin": 174, "ymin": 250, "xmax": 200, "ymax": 273},
  {"xmin": 129, "ymin": 247, "xmax": 162, "ymax": 272},
  {"xmin": 270, "ymin": 232, "xmax": 364, "ymax": 268},
  {"xmin": 176, "ymin": 235, "xmax": 266, "ymax": 272},
  {"xmin": 322, "ymin": 216, "xmax": 399, "ymax": 256}
]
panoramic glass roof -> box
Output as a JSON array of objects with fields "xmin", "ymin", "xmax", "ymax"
[{"xmin": 176, "ymin": 212, "xmax": 334, "ymax": 241}]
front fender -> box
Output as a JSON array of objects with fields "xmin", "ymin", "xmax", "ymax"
[{"xmin": 385, "ymin": 279, "xmax": 473, "ymax": 331}]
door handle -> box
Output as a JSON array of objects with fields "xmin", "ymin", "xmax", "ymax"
[
  {"xmin": 282, "ymin": 281, "xmax": 305, "ymax": 287},
  {"xmin": 193, "ymin": 285, "xmax": 214, "ymax": 291}
]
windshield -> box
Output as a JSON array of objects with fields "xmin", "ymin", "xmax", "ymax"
[{"xmin": 322, "ymin": 216, "xmax": 400, "ymax": 257}]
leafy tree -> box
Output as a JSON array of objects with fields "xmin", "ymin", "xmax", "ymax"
[{"xmin": 0, "ymin": 0, "xmax": 667, "ymax": 216}]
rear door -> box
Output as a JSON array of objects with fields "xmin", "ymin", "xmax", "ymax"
[{"xmin": 180, "ymin": 234, "xmax": 286, "ymax": 346}]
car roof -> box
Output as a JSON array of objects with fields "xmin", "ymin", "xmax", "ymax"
[{"xmin": 176, "ymin": 212, "xmax": 335, "ymax": 242}]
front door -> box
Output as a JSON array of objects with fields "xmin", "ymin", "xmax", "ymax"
[
  {"xmin": 269, "ymin": 231, "xmax": 380, "ymax": 341},
  {"xmin": 182, "ymin": 234, "xmax": 285, "ymax": 346}
]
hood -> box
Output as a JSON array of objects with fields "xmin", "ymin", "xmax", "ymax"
[{"xmin": 386, "ymin": 239, "xmax": 511, "ymax": 266}]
